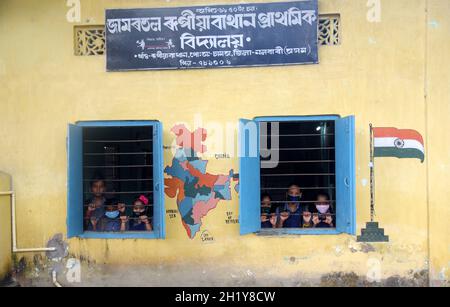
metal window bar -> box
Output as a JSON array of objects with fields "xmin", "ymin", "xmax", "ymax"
[
  {"xmin": 261, "ymin": 160, "xmax": 335, "ymax": 164},
  {"xmin": 261, "ymin": 173, "xmax": 335, "ymax": 177},
  {"xmin": 84, "ymin": 191, "xmax": 153, "ymax": 195},
  {"xmin": 84, "ymin": 165, "xmax": 153, "ymax": 169},
  {"xmin": 84, "ymin": 205, "xmax": 153, "ymax": 207},
  {"xmin": 84, "ymin": 218, "xmax": 153, "ymax": 221},
  {"xmin": 265, "ymin": 200, "xmax": 336, "ymax": 204},
  {"xmin": 103, "ymin": 146, "xmax": 117, "ymax": 187},
  {"xmin": 262, "ymin": 187, "xmax": 335, "ymax": 190},
  {"xmin": 260, "ymin": 133, "xmax": 335, "ymax": 137},
  {"xmin": 260, "ymin": 121, "xmax": 337, "ymax": 225},
  {"xmin": 261, "ymin": 213, "xmax": 336, "ymax": 216},
  {"xmin": 82, "ymin": 126, "xmax": 155, "ymax": 233},
  {"xmin": 84, "ymin": 152, "xmax": 152, "ymax": 156},
  {"xmin": 83, "ymin": 139, "xmax": 152, "ymax": 143},
  {"xmin": 265, "ymin": 147, "xmax": 335, "ymax": 151},
  {"xmin": 84, "ymin": 179, "xmax": 153, "ymax": 182}
]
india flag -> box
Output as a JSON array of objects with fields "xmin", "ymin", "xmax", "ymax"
[{"xmin": 373, "ymin": 127, "xmax": 425, "ymax": 163}]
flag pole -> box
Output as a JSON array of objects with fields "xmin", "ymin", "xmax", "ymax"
[
  {"xmin": 357, "ymin": 124, "xmax": 388, "ymax": 242},
  {"xmin": 370, "ymin": 123, "xmax": 375, "ymax": 222}
]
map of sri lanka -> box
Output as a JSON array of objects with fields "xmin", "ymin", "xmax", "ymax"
[{"xmin": 164, "ymin": 124, "xmax": 239, "ymax": 239}]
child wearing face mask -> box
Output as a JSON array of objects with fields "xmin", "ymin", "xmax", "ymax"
[
  {"xmin": 128, "ymin": 195, "xmax": 152, "ymax": 231},
  {"xmin": 276, "ymin": 184, "xmax": 309, "ymax": 228},
  {"xmin": 312, "ymin": 192, "xmax": 334, "ymax": 228},
  {"xmin": 261, "ymin": 193, "xmax": 277, "ymax": 228},
  {"xmin": 94, "ymin": 199, "xmax": 122, "ymax": 232}
]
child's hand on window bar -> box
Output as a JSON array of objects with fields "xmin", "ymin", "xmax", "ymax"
[
  {"xmin": 325, "ymin": 214, "xmax": 333, "ymax": 226},
  {"xmin": 120, "ymin": 215, "xmax": 129, "ymax": 231},
  {"xmin": 87, "ymin": 203, "xmax": 96, "ymax": 212},
  {"xmin": 90, "ymin": 217, "xmax": 98, "ymax": 231},
  {"xmin": 312, "ymin": 214, "xmax": 320, "ymax": 226},
  {"xmin": 269, "ymin": 214, "xmax": 278, "ymax": 228}
]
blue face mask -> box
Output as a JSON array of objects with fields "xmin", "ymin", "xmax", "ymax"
[
  {"xmin": 287, "ymin": 195, "xmax": 301, "ymax": 202},
  {"xmin": 105, "ymin": 211, "xmax": 119, "ymax": 219}
]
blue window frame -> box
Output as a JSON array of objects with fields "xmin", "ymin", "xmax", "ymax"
[
  {"xmin": 239, "ymin": 115, "xmax": 356, "ymax": 236},
  {"xmin": 239, "ymin": 119, "xmax": 261, "ymax": 235},
  {"xmin": 67, "ymin": 120, "xmax": 165, "ymax": 239}
]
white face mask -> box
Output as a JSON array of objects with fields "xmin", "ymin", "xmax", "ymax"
[{"xmin": 316, "ymin": 205, "xmax": 330, "ymax": 214}]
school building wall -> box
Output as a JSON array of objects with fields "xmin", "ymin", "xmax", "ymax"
[
  {"xmin": 0, "ymin": 172, "xmax": 12, "ymax": 281},
  {"xmin": 0, "ymin": 0, "xmax": 448, "ymax": 286},
  {"xmin": 427, "ymin": 0, "xmax": 450, "ymax": 287}
]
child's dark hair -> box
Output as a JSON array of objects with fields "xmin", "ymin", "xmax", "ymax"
[
  {"xmin": 104, "ymin": 198, "xmax": 119, "ymax": 207},
  {"xmin": 91, "ymin": 175, "xmax": 105, "ymax": 186},
  {"xmin": 316, "ymin": 191, "xmax": 330, "ymax": 201},
  {"xmin": 287, "ymin": 182, "xmax": 300, "ymax": 189},
  {"xmin": 261, "ymin": 192, "xmax": 272, "ymax": 200}
]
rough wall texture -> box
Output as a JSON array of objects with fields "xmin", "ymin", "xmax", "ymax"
[
  {"xmin": 0, "ymin": 0, "xmax": 448, "ymax": 286},
  {"xmin": 0, "ymin": 172, "xmax": 12, "ymax": 281},
  {"xmin": 427, "ymin": 0, "xmax": 450, "ymax": 287}
]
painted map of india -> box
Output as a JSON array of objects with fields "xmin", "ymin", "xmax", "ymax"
[{"xmin": 164, "ymin": 124, "xmax": 238, "ymax": 239}]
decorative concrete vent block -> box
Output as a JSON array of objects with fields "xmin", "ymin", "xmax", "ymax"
[{"xmin": 74, "ymin": 25, "xmax": 105, "ymax": 56}]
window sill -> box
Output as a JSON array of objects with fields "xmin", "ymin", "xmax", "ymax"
[
  {"xmin": 77, "ymin": 231, "xmax": 160, "ymax": 239},
  {"xmin": 257, "ymin": 228, "xmax": 341, "ymax": 236}
]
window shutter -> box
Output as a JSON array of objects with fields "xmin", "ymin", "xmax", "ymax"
[
  {"xmin": 335, "ymin": 116, "xmax": 356, "ymax": 235},
  {"xmin": 67, "ymin": 124, "xmax": 84, "ymax": 238},
  {"xmin": 152, "ymin": 121, "xmax": 165, "ymax": 239},
  {"xmin": 239, "ymin": 119, "xmax": 261, "ymax": 235}
]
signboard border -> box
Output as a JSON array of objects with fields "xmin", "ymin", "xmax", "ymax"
[{"xmin": 105, "ymin": 0, "xmax": 320, "ymax": 72}]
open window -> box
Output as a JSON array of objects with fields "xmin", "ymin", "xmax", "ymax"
[
  {"xmin": 239, "ymin": 115, "xmax": 355, "ymax": 235},
  {"xmin": 67, "ymin": 121, "xmax": 165, "ymax": 239}
]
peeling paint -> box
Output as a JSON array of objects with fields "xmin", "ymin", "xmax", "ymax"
[
  {"xmin": 360, "ymin": 243, "xmax": 376, "ymax": 253},
  {"xmin": 321, "ymin": 272, "xmax": 360, "ymax": 287},
  {"xmin": 46, "ymin": 234, "xmax": 69, "ymax": 261}
]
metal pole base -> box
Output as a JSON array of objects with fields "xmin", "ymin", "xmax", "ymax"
[{"xmin": 357, "ymin": 222, "xmax": 389, "ymax": 242}]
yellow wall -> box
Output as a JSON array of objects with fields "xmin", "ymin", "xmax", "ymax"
[
  {"xmin": 0, "ymin": 0, "xmax": 448, "ymax": 285},
  {"xmin": 0, "ymin": 172, "xmax": 12, "ymax": 280},
  {"xmin": 427, "ymin": 0, "xmax": 450, "ymax": 286}
]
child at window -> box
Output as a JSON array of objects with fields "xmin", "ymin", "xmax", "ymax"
[
  {"xmin": 312, "ymin": 192, "xmax": 334, "ymax": 228},
  {"xmin": 301, "ymin": 211, "xmax": 314, "ymax": 228},
  {"xmin": 118, "ymin": 201, "xmax": 128, "ymax": 231},
  {"xmin": 128, "ymin": 195, "xmax": 152, "ymax": 231},
  {"xmin": 85, "ymin": 177, "xmax": 107, "ymax": 231},
  {"xmin": 94, "ymin": 199, "xmax": 122, "ymax": 232},
  {"xmin": 277, "ymin": 184, "xmax": 308, "ymax": 228},
  {"xmin": 261, "ymin": 193, "xmax": 277, "ymax": 228}
]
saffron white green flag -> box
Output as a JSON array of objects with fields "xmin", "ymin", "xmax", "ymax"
[{"xmin": 373, "ymin": 127, "xmax": 425, "ymax": 163}]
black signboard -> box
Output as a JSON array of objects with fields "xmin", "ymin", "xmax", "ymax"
[{"xmin": 106, "ymin": 1, "xmax": 318, "ymax": 71}]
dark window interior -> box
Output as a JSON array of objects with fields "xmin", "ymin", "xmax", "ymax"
[
  {"xmin": 82, "ymin": 126, "xmax": 153, "ymax": 231},
  {"xmin": 260, "ymin": 120, "xmax": 336, "ymax": 227}
]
